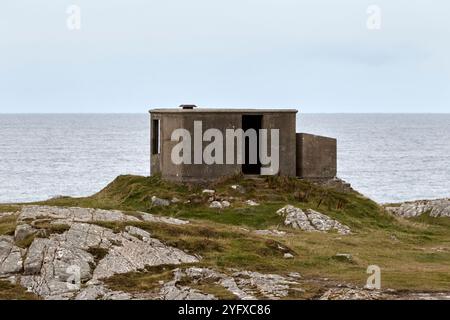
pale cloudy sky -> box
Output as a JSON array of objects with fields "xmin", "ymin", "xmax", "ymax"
[{"xmin": 1, "ymin": 0, "xmax": 449, "ymax": 113}]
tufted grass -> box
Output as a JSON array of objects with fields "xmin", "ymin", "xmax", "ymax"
[{"xmin": 0, "ymin": 281, "xmax": 39, "ymax": 300}]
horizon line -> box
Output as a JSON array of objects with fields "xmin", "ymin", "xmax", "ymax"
[{"xmin": 1, "ymin": 112, "xmax": 450, "ymax": 115}]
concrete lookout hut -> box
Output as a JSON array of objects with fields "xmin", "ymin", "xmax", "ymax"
[{"xmin": 149, "ymin": 105, "xmax": 336, "ymax": 183}]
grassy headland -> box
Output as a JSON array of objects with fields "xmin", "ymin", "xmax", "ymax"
[{"xmin": 2, "ymin": 175, "xmax": 450, "ymax": 298}]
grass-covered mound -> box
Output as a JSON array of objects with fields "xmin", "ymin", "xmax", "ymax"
[{"xmin": 41, "ymin": 174, "xmax": 393, "ymax": 231}]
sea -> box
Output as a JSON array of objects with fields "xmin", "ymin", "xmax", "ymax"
[{"xmin": 0, "ymin": 114, "xmax": 449, "ymax": 204}]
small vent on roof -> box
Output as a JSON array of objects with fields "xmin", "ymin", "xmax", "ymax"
[{"xmin": 179, "ymin": 104, "xmax": 197, "ymax": 110}]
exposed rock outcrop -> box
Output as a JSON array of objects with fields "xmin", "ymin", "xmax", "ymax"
[
  {"xmin": 0, "ymin": 236, "xmax": 24, "ymax": 275},
  {"xmin": 254, "ymin": 230, "xmax": 286, "ymax": 237},
  {"xmin": 276, "ymin": 205, "xmax": 351, "ymax": 235},
  {"xmin": 319, "ymin": 287, "xmax": 388, "ymax": 300},
  {"xmin": 1, "ymin": 206, "xmax": 198, "ymax": 300},
  {"xmin": 161, "ymin": 267, "xmax": 301, "ymax": 300},
  {"xmin": 151, "ymin": 196, "xmax": 171, "ymax": 207},
  {"xmin": 245, "ymin": 200, "xmax": 259, "ymax": 206},
  {"xmin": 14, "ymin": 224, "xmax": 37, "ymax": 242},
  {"xmin": 17, "ymin": 205, "xmax": 188, "ymax": 226},
  {"xmin": 385, "ymin": 199, "xmax": 450, "ymax": 218},
  {"xmin": 209, "ymin": 201, "xmax": 231, "ymax": 209},
  {"xmin": 18, "ymin": 205, "xmax": 141, "ymax": 224}
]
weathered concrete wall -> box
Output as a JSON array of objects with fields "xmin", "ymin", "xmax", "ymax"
[
  {"xmin": 176, "ymin": 112, "xmax": 242, "ymax": 182},
  {"xmin": 296, "ymin": 133, "xmax": 337, "ymax": 179},
  {"xmin": 150, "ymin": 109, "xmax": 297, "ymax": 182},
  {"xmin": 262, "ymin": 113, "xmax": 297, "ymax": 177}
]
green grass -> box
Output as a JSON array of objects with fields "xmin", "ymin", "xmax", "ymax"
[
  {"xmin": 0, "ymin": 205, "xmax": 20, "ymax": 213},
  {"xmin": 0, "ymin": 215, "xmax": 17, "ymax": 236},
  {"xmin": 0, "ymin": 281, "xmax": 39, "ymax": 300}
]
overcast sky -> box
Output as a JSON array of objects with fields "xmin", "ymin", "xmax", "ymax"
[{"xmin": 1, "ymin": 0, "xmax": 449, "ymax": 113}]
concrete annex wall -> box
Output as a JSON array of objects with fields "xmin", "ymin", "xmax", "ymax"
[{"xmin": 296, "ymin": 133, "xmax": 337, "ymax": 179}]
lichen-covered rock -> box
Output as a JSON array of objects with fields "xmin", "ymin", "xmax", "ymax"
[
  {"xmin": 167, "ymin": 267, "xmax": 301, "ymax": 300},
  {"xmin": 93, "ymin": 228, "xmax": 198, "ymax": 280},
  {"xmin": 254, "ymin": 230, "xmax": 286, "ymax": 237},
  {"xmin": 75, "ymin": 282, "xmax": 133, "ymax": 300},
  {"xmin": 276, "ymin": 205, "xmax": 351, "ymax": 235},
  {"xmin": 232, "ymin": 271, "xmax": 300, "ymax": 299},
  {"xmin": 151, "ymin": 196, "xmax": 171, "ymax": 207},
  {"xmin": 245, "ymin": 200, "xmax": 259, "ymax": 206},
  {"xmin": 209, "ymin": 201, "xmax": 223, "ymax": 209},
  {"xmin": 230, "ymin": 185, "xmax": 246, "ymax": 193},
  {"xmin": 385, "ymin": 199, "xmax": 450, "ymax": 218},
  {"xmin": 18, "ymin": 205, "xmax": 140, "ymax": 224},
  {"xmin": 139, "ymin": 211, "xmax": 189, "ymax": 225},
  {"xmin": 8, "ymin": 206, "xmax": 199, "ymax": 300},
  {"xmin": 14, "ymin": 224, "xmax": 36, "ymax": 242},
  {"xmin": 319, "ymin": 288, "xmax": 387, "ymax": 300},
  {"xmin": 221, "ymin": 201, "xmax": 231, "ymax": 208},
  {"xmin": 0, "ymin": 236, "xmax": 23, "ymax": 275},
  {"xmin": 277, "ymin": 206, "xmax": 316, "ymax": 231},
  {"xmin": 159, "ymin": 281, "xmax": 216, "ymax": 300}
]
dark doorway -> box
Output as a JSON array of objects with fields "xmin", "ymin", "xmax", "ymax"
[
  {"xmin": 152, "ymin": 119, "xmax": 160, "ymax": 154},
  {"xmin": 242, "ymin": 115, "xmax": 262, "ymax": 175}
]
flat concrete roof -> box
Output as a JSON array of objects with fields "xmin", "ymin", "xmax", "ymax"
[{"xmin": 149, "ymin": 108, "xmax": 298, "ymax": 114}]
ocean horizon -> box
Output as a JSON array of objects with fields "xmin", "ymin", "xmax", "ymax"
[{"xmin": 1, "ymin": 113, "xmax": 449, "ymax": 204}]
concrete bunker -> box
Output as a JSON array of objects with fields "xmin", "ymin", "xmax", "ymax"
[{"xmin": 149, "ymin": 105, "xmax": 336, "ymax": 183}]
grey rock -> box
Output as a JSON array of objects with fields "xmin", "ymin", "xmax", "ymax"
[
  {"xmin": 76, "ymin": 283, "xmax": 133, "ymax": 300},
  {"xmin": 151, "ymin": 196, "xmax": 171, "ymax": 207},
  {"xmin": 277, "ymin": 205, "xmax": 316, "ymax": 231},
  {"xmin": 221, "ymin": 201, "xmax": 231, "ymax": 208},
  {"xmin": 283, "ymin": 253, "xmax": 294, "ymax": 259},
  {"xmin": 334, "ymin": 253, "xmax": 353, "ymax": 262},
  {"xmin": 254, "ymin": 230, "xmax": 286, "ymax": 236},
  {"xmin": 276, "ymin": 205, "xmax": 351, "ymax": 235},
  {"xmin": 0, "ymin": 236, "xmax": 23, "ymax": 275},
  {"xmin": 230, "ymin": 185, "xmax": 246, "ymax": 193},
  {"xmin": 209, "ymin": 201, "xmax": 223, "ymax": 209},
  {"xmin": 385, "ymin": 199, "xmax": 450, "ymax": 218},
  {"xmin": 14, "ymin": 224, "xmax": 36, "ymax": 243},
  {"xmin": 139, "ymin": 211, "xmax": 189, "ymax": 225},
  {"xmin": 164, "ymin": 267, "xmax": 301, "ymax": 300},
  {"xmin": 125, "ymin": 225, "xmax": 151, "ymax": 241},
  {"xmin": 18, "ymin": 205, "xmax": 140, "ymax": 225},
  {"xmin": 232, "ymin": 270, "xmax": 299, "ymax": 300},
  {"xmin": 159, "ymin": 281, "xmax": 216, "ymax": 300},
  {"xmin": 171, "ymin": 197, "xmax": 181, "ymax": 203},
  {"xmin": 288, "ymin": 272, "xmax": 302, "ymax": 279},
  {"xmin": 12, "ymin": 207, "xmax": 199, "ymax": 300},
  {"xmin": 93, "ymin": 229, "xmax": 198, "ymax": 280},
  {"xmin": 245, "ymin": 200, "xmax": 259, "ymax": 206},
  {"xmin": 320, "ymin": 288, "xmax": 386, "ymax": 300}
]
